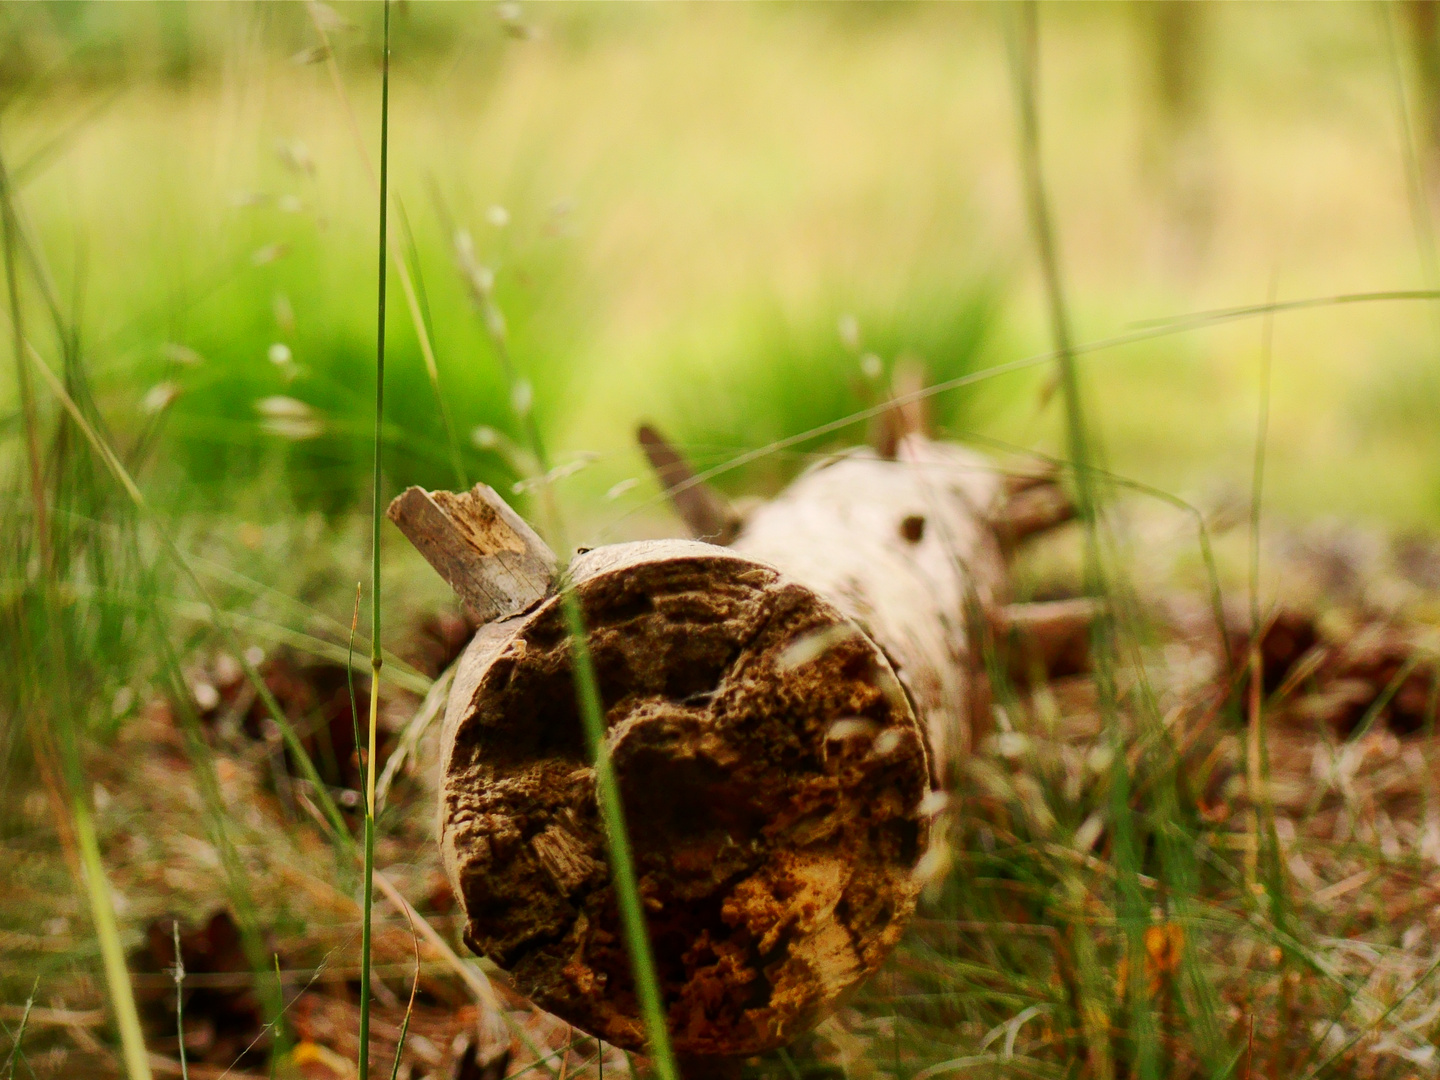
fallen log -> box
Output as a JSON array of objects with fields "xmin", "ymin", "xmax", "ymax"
[{"xmin": 387, "ymin": 434, "xmax": 1075, "ymax": 1060}]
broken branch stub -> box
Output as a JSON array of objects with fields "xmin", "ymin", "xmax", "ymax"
[
  {"xmin": 637, "ymin": 424, "xmax": 743, "ymax": 544},
  {"xmin": 386, "ymin": 484, "xmax": 557, "ymax": 623}
]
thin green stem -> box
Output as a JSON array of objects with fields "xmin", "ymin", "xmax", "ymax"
[
  {"xmin": 0, "ymin": 131, "xmax": 47, "ymax": 573},
  {"xmin": 359, "ymin": 5, "xmax": 391, "ymax": 1078},
  {"xmin": 74, "ymin": 791, "xmax": 153, "ymax": 1080},
  {"xmin": 370, "ymin": 0, "xmax": 391, "ymax": 743},
  {"xmin": 3, "ymin": 979, "xmax": 37, "ymax": 1080}
]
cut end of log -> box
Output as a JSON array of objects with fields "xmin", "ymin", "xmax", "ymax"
[
  {"xmin": 387, "ymin": 483, "xmax": 558, "ymax": 624},
  {"xmin": 439, "ymin": 542, "xmax": 930, "ymax": 1057}
]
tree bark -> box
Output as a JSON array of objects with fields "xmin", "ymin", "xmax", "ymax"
[{"xmin": 391, "ymin": 436, "xmax": 1065, "ymax": 1059}]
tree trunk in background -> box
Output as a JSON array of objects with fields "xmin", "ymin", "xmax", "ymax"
[
  {"xmin": 1405, "ymin": 1, "xmax": 1440, "ymax": 198},
  {"xmin": 1138, "ymin": 0, "xmax": 1214, "ymax": 273}
]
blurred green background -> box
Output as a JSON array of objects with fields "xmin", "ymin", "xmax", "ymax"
[{"xmin": 5, "ymin": 0, "xmax": 1440, "ymax": 546}]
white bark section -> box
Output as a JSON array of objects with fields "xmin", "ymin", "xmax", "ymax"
[{"xmin": 733, "ymin": 436, "xmax": 1007, "ymax": 779}]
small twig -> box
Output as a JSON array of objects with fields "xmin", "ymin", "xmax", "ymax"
[
  {"xmin": 386, "ymin": 484, "xmax": 556, "ymax": 624},
  {"xmin": 172, "ymin": 925, "xmax": 189, "ymax": 1080}
]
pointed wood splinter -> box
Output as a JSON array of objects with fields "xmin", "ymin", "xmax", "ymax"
[
  {"xmin": 637, "ymin": 423, "xmax": 743, "ymax": 544},
  {"xmin": 386, "ymin": 483, "xmax": 557, "ymax": 624},
  {"xmin": 1003, "ymin": 461, "xmax": 1060, "ymax": 496}
]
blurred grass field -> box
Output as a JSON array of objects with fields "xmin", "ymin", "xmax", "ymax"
[{"xmin": 7, "ymin": 1, "xmax": 1440, "ymax": 534}]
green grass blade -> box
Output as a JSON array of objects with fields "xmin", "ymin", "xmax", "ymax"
[
  {"xmin": 18, "ymin": 335, "xmax": 351, "ymax": 842},
  {"xmin": 73, "ymin": 792, "xmax": 152, "ymax": 1080},
  {"xmin": 0, "ymin": 130, "xmax": 49, "ymax": 573},
  {"xmin": 3, "ymin": 978, "xmax": 38, "ymax": 1080},
  {"xmin": 359, "ymin": 5, "xmax": 392, "ymax": 1078}
]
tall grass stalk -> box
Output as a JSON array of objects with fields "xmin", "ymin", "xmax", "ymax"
[
  {"xmin": 1, "ymin": 140, "xmax": 153, "ymax": 1080},
  {"xmin": 2, "ymin": 979, "xmax": 37, "ymax": 1080},
  {"xmin": 454, "ymin": 218, "xmax": 680, "ymax": 1080},
  {"xmin": 1007, "ymin": 4, "xmax": 1161, "ymax": 1075},
  {"xmin": 359, "ymin": 4, "xmax": 392, "ymax": 1077}
]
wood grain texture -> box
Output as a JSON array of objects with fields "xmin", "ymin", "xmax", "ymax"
[
  {"xmin": 386, "ymin": 483, "xmax": 557, "ymax": 623},
  {"xmin": 439, "ymin": 541, "xmax": 929, "ymax": 1056}
]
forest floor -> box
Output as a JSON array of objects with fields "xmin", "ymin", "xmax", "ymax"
[{"xmin": 10, "ymin": 498, "xmax": 1440, "ymax": 1080}]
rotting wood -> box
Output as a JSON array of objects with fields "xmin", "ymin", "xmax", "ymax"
[
  {"xmin": 390, "ymin": 434, "xmax": 1077, "ymax": 1060},
  {"xmin": 386, "ymin": 483, "xmax": 557, "ymax": 623},
  {"xmin": 434, "ymin": 540, "xmax": 930, "ymax": 1058}
]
